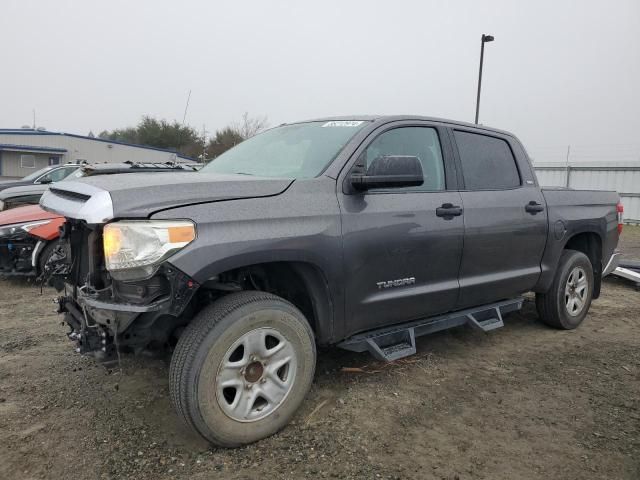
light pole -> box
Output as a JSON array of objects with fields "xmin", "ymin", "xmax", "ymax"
[{"xmin": 474, "ymin": 34, "xmax": 494, "ymax": 124}]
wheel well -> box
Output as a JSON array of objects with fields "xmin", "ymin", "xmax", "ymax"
[
  {"xmin": 564, "ymin": 232, "xmax": 602, "ymax": 298},
  {"xmin": 203, "ymin": 262, "xmax": 333, "ymax": 343}
]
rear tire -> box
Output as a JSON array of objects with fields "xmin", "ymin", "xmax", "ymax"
[
  {"xmin": 169, "ymin": 291, "xmax": 316, "ymax": 447},
  {"xmin": 536, "ymin": 249, "xmax": 594, "ymax": 329}
]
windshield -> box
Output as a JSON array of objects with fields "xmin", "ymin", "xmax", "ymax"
[
  {"xmin": 200, "ymin": 121, "xmax": 368, "ymax": 178},
  {"xmin": 64, "ymin": 168, "xmax": 88, "ymax": 180},
  {"xmin": 21, "ymin": 166, "xmax": 53, "ymax": 182}
]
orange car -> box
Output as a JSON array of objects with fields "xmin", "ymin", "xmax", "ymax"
[{"xmin": 0, "ymin": 204, "xmax": 64, "ymax": 276}]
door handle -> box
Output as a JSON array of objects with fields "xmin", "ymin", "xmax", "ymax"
[
  {"xmin": 436, "ymin": 203, "xmax": 463, "ymax": 218},
  {"xmin": 525, "ymin": 201, "xmax": 545, "ymax": 214}
]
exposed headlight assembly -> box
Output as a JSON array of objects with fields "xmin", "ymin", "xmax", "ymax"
[
  {"xmin": 103, "ymin": 220, "xmax": 196, "ymax": 280},
  {"xmin": 0, "ymin": 220, "xmax": 52, "ymax": 237}
]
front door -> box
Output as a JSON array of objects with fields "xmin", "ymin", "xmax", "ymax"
[{"xmin": 338, "ymin": 124, "xmax": 464, "ymax": 336}]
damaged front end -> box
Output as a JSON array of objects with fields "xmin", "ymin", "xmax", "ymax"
[
  {"xmin": 0, "ymin": 221, "xmax": 50, "ymax": 276},
  {"xmin": 53, "ymin": 221, "xmax": 199, "ymax": 364}
]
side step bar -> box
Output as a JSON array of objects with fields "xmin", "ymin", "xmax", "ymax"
[
  {"xmin": 338, "ymin": 297, "xmax": 524, "ymax": 362},
  {"xmin": 612, "ymin": 267, "xmax": 640, "ymax": 289}
]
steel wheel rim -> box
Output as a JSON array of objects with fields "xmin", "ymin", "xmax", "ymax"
[
  {"xmin": 565, "ymin": 266, "xmax": 588, "ymax": 317},
  {"xmin": 215, "ymin": 327, "xmax": 297, "ymax": 423}
]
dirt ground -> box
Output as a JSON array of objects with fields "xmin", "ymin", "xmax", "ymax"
[{"xmin": 1, "ymin": 228, "xmax": 639, "ymax": 480}]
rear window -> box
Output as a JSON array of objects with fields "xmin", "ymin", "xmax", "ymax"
[{"xmin": 454, "ymin": 131, "xmax": 520, "ymax": 190}]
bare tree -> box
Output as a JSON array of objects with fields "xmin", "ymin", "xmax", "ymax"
[
  {"xmin": 205, "ymin": 113, "xmax": 270, "ymax": 160},
  {"xmin": 232, "ymin": 112, "xmax": 269, "ymax": 139}
]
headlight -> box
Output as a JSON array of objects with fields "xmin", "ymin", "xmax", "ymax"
[
  {"xmin": 103, "ymin": 220, "xmax": 196, "ymax": 280},
  {"xmin": 0, "ymin": 220, "xmax": 51, "ymax": 237}
]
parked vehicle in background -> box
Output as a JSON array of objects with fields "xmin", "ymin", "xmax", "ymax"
[
  {"xmin": 40, "ymin": 115, "xmax": 622, "ymax": 447},
  {"xmin": 0, "ymin": 183, "xmax": 57, "ymax": 211},
  {"xmin": 0, "ymin": 163, "xmax": 83, "ymax": 211},
  {"xmin": 0, "ymin": 161, "xmax": 201, "ymax": 211},
  {"xmin": 0, "ymin": 162, "xmax": 200, "ymax": 277},
  {"xmin": 0, "ymin": 163, "xmax": 81, "ymax": 193}
]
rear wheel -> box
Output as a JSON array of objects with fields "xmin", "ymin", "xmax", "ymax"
[
  {"xmin": 169, "ymin": 291, "xmax": 316, "ymax": 447},
  {"xmin": 536, "ymin": 249, "xmax": 594, "ymax": 329}
]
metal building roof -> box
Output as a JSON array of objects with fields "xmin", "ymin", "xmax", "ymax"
[
  {"xmin": 0, "ymin": 143, "xmax": 67, "ymax": 154},
  {"xmin": 0, "ymin": 128, "xmax": 194, "ymax": 161}
]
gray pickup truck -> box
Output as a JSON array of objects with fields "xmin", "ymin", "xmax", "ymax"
[{"xmin": 40, "ymin": 116, "xmax": 622, "ymax": 447}]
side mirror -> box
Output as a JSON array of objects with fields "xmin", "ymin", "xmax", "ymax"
[
  {"xmin": 350, "ymin": 155, "xmax": 424, "ymax": 191},
  {"xmin": 38, "ymin": 177, "xmax": 53, "ymax": 185}
]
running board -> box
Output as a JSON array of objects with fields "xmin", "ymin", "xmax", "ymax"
[
  {"xmin": 612, "ymin": 267, "xmax": 640, "ymax": 289},
  {"xmin": 338, "ymin": 297, "xmax": 524, "ymax": 362}
]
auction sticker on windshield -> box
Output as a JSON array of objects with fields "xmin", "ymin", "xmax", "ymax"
[{"xmin": 322, "ymin": 121, "xmax": 364, "ymax": 127}]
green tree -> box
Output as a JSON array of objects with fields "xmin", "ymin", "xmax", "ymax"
[
  {"xmin": 99, "ymin": 116, "xmax": 201, "ymax": 158},
  {"xmin": 206, "ymin": 126, "xmax": 245, "ymax": 159}
]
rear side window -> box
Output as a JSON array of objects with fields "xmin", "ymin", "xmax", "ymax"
[{"xmin": 454, "ymin": 131, "xmax": 520, "ymax": 190}]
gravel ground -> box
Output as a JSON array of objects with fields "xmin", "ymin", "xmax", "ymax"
[{"xmin": 1, "ymin": 227, "xmax": 639, "ymax": 480}]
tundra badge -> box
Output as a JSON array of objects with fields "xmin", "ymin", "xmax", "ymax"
[{"xmin": 376, "ymin": 277, "xmax": 416, "ymax": 290}]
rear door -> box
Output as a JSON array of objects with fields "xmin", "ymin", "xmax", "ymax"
[
  {"xmin": 451, "ymin": 129, "xmax": 548, "ymax": 308},
  {"xmin": 338, "ymin": 122, "xmax": 464, "ymax": 336}
]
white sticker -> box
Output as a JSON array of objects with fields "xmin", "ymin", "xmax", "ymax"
[{"xmin": 321, "ymin": 121, "xmax": 364, "ymax": 127}]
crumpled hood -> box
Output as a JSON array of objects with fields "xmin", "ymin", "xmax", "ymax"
[
  {"xmin": 0, "ymin": 204, "xmax": 61, "ymax": 227},
  {"xmin": 40, "ymin": 172, "xmax": 294, "ymax": 223}
]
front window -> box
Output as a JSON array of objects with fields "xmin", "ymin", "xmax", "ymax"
[
  {"xmin": 38, "ymin": 166, "xmax": 79, "ymax": 183},
  {"xmin": 363, "ymin": 127, "xmax": 446, "ymax": 192},
  {"xmin": 22, "ymin": 166, "xmax": 52, "ymax": 181},
  {"xmin": 200, "ymin": 121, "xmax": 368, "ymax": 178}
]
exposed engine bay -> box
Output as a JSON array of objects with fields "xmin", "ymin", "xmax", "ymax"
[{"xmin": 49, "ymin": 220, "xmax": 200, "ymax": 364}]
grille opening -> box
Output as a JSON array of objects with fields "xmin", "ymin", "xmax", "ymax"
[{"xmin": 49, "ymin": 187, "xmax": 91, "ymax": 202}]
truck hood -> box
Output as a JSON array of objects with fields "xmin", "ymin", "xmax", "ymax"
[
  {"xmin": 40, "ymin": 172, "xmax": 294, "ymax": 223},
  {"xmin": 0, "ymin": 204, "xmax": 61, "ymax": 227}
]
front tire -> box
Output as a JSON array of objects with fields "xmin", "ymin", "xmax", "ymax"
[
  {"xmin": 536, "ymin": 249, "xmax": 594, "ymax": 329},
  {"xmin": 37, "ymin": 241, "xmax": 58, "ymax": 277},
  {"xmin": 170, "ymin": 291, "xmax": 316, "ymax": 447}
]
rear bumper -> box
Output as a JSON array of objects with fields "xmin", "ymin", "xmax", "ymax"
[{"xmin": 603, "ymin": 252, "xmax": 621, "ymax": 277}]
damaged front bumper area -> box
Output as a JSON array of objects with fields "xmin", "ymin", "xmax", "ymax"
[
  {"xmin": 59, "ymin": 263, "xmax": 199, "ymax": 363},
  {"xmin": 54, "ymin": 221, "xmax": 199, "ymax": 364}
]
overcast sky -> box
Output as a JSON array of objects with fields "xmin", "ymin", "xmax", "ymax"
[{"xmin": 2, "ymin": 0, "xmax": 639, "ymax": 163}]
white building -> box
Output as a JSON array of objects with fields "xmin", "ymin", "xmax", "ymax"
[
  {"xmin": 534, "ymin": 161, "xmax": 640, "ymax": 224},
  {"xmin": 0, "ymin": 128, "xmax": 194, "ymax": 179}
]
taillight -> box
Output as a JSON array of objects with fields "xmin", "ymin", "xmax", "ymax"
[{"xmin": 617, "ymin": 201, "xmax": 624, "ymax": 234}]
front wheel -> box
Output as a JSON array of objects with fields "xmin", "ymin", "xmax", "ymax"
[
  {"xmin": 37, "ymin": 241, "xmax": 59, "ymax": 276},
  {"xmin": 536, "ymin": 249, "xmax": 594, "ymax": 329},
  {"xmin": 169, "ymin": 291, "xmax": 316, "ymax": 447}
]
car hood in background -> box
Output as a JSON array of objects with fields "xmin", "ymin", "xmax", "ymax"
[
  {"xmin": 0, "ymin": 204, "xmax": 61, "ymax": 226},
  {"xmin": 0, "ymin": 184, "xmax": 48, "ymax": 200},
  {"xmin": 40, "ymin": 172, "xmax": 294, "ymax": 222},
  {"xmin": 0, "ymin": 180, "xmax": 30, "ymax": 192}
]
